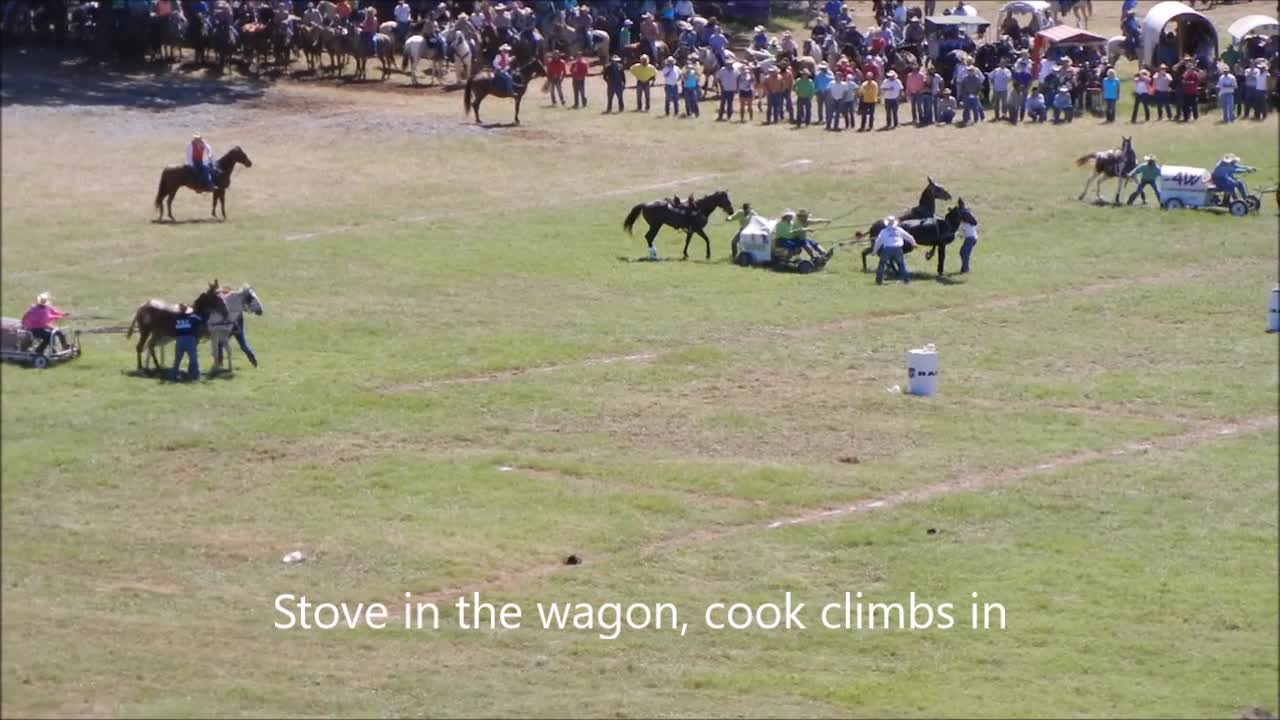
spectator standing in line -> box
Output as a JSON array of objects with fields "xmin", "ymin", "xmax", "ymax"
[
  {"xmin": 1179, "ymin": 59, "xmax": 1201, "ymax": 121},
  {"xmin": 764, "ymin": 65, "xmax": 784, "ymax": 124},
  {"xmin": 1152, "ymin": 64, "xmax": 1173, "ymax": 120},
  {"xmin": 960, "ymin": 61, "xmax": 984, "ymax": 124},
  {"xmin": 660, "ymin": 56, "xmax": 681, "ymax": 116},
  {"xmin": 1253, "ymin": 59, "xmax": 1270, "ymax": 120},
  {"xmin": 858, "ymin": 73, "xmax": 879, "ymax": 131},
  {"xmin": 570, "ymin": 52, "xmax": 590, "ymax": 108},
  {"xmin": 737, "ymin": 63, "xmax": 755, "ymax": 123},
  {"xmin": 780, "ymin": 63, "xmax": 795, "ymax": 122},
  {"xmin": 1009, "ymin": 54, "xmax": 1033, "ymax": 124},
  {"xmin": 989, "ymin": 60, "xmax": 1011, "ymax": 121},
  {"xmin": 716, "ymin": 61, "xmax": 737, "ymax": 120},
  {"xmin": 604, "ymin": 54, "xmax": 627, "ymax": 113},
  {"xmin": 826, "ymin": 72, "xmax": 847, "ymax": 131},
  {"xmin": 1130, "ymin": 69, "xmax": 1151, "ymax": 123},
  {"xmin": 631, "ymin": 54, "xmax": 656, "ymax": 112},
  {"xmin": 906, "ymin": 65, "xmax": 925, "ymax": 125},
  {"xmin": 794, "ymin": 68, "xmax": 815, "ymax": 126},
  {"xmin": 546, "ymin": 51, "xmax": 567, "ymax": 106},
  {"xmin": 881, "ymin": 69, "xmax": 902, "ymax": 128},
  {"xmin": 1101, "ymin": 67, "xmax": 1119, "ymax": 122},
  {"xmin": 814, "ymin": 61, "xmax": 833, "ymax": 124},
  {"xmin": 681, "ymin": 61, "xmax": 700, "ymax": 117}
]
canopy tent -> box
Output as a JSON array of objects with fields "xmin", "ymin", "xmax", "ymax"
[
  {"xmin": 925, "ymin": 14, "xmax": 992, "ymax": 36},
  {"xmin": 1227, "ymin": 14, "xmax": 1279, "ymax": 45},
  {"xmin": 1141, "ymin": 1, "xmax": 1218, "ymax": 67},
  {"xmin": 998, "ymin": 0, "xmax": 1055, "ymax": 34},
  {"xmin": 1036, "ymin": 25, "xmax": 1108, "ymax": 47}
]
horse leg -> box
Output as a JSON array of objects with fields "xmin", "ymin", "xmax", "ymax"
[
  {"xmin": 1113, "ymin": 177, "xmax": 1126, "ymax": 206},
  {"xmin": 473, "ymin": 95, "xmax": 482, "ymax": 123},
  {"xmin": 514, "ymin": 94, "xmax": 522, "ymax": 125},
  {"xmin": 1078, "ymin": 171, "xmax": 1097, "ymax": 201},
  {"xmin": 645, "ymin": 225, "xmax": 661, "ymax": 256},
  {"xmin": 682, "ymin": 231, "xmax": 692, "ymax": 259},
  {"xmin": 167, "ymin": 192, "xmax": 176, "ymax": 222},
  {"xmin": 699, "ymin": 228, "xmax": 711, "ymax": 260},
  {"xmin": 861, "ymin": 245, "xmax": 872, "ymax": 272},
  {"xmin": 936, "ymin": 244, "xmax": 946, "ymax": 276},
  {"xmin": 211, "ymin": 190, "xmax": 218, "ymax": 217}
]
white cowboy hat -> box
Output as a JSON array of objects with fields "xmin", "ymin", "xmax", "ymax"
[
  {"xmin": 887, "ymin": 69, "xmax": 897, "ymax": 77},
  {"xmin": 36, "ymin": 292, "xmax": 50, "ymax": 305},
  {"xmin": 622, "ymin": 18, "xmax": 632, "ymax": 24},
  {"xmin": 781, "ymin": 209, "xmax": 796, "ymax": 218},
  {"xmin": 753, "ymin": 24, "xmax": 764, "ymax": 32},
  {"xmin": 1144, "ymin": 155, "xmax": 1157, "ymax": 162},
  {"xmin": 640, "ymin": 53, "xmax": 649, "ymax": 62},
  {"xmin": 664, "ymin": 56, "xmax": 675, "ymax": 64},
  {"xmin": 193, "ymin": 133, "xmax": 202, "ymax": 139},
  {"xmin": 498, "ymin": 43, "xmax": 511, "ymax": 50},
  {"xmin": 610, "ymin": 54, "xmax": 621, "ymax": 61},
  {"xmin": 885, "ymin": 215, "xmax": 898, "ymax": 226},
  {"xmin": 818, "ymin": 61, "xmax": 828, "ymax": 68},
  {"xmin": 1223, "ymin": 153, "xmax": 1238, "ymax": 163},
  {"xmin": 676, "ymin": 20, "xmax": 691, "ymax": 29}
]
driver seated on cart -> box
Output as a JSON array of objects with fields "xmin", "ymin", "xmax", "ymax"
[
  {"xmin": 1211, "ymin": 153, "xmax": 1255, "ymax": 201},
  {"xmin": 21, "ymin": 292, "xmax": 70, "ymax": 356},
  {"xmin": 774, "ymin": 209, "xmax": 833, "ymax": 261}
]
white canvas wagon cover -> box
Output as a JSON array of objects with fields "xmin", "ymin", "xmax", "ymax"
[
  {"xmin": 740, "ymin": 215, "xmax": 777, "ymax": 241},
  {"xmin": 1160, "ymin": 165, "xmax": 1210, "ymax": 190}
]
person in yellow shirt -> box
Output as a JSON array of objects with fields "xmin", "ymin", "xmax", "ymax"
[
  {"xmin": 858, "ymin": 76, "xmax": 879, "ymax": 131},
  {"xmin": 630, "ymin": 54, "xmax": 657, "ymax": 112}
]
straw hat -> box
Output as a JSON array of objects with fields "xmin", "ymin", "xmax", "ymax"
[
  {"xmin": 677, "ymin": 20, "xmax": 690, "ymax": 29},
  {"xmin": 36, "ymin": 292, "xmax": 50, "ymax": 305},
  {"xmin": 782, "ymin": 30, "xmax": 791, "ymax": 37},
  {"xmin": 622, "ymin": 18, "xmax": 632, "ymax": 24},
  {"xmin": 193, "ymin": 133, "xmax": 202, "ymax": 139},
  {"xmin": 1222, "ymin": 153, "xmax": 1238, "ymax": 163}
]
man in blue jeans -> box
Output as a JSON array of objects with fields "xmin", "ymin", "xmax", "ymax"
[
  {"xmin": 873, "ymin": 216, "xmax": 916, "ymax": 285},
  {"xmin": 170, "ymin": 310, "xmax": 206, "ymax": 381}
]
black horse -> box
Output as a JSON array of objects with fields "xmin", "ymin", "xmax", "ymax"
[
  {"xmin": 857, "ymin": 178, "xmax": 955, "ymax": 273},
  {"xmin": 622, "ymin": 190, "xmax": 735, "ymax": 260},
  {"xmin": 858, "ymin": 202, "xmax": 974, "ymax": 276}
]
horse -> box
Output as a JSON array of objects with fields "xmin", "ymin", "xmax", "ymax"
[
  {"xmin": 210, "ymin": 284, "xmax": 264, "ymax": 373},
  {"xmin": 464, "ymin": 58, "xmax": 546, "ymax": 125},
  {"xmin": 187, "ymin": 12, "xmax": 211, "ymax": 64},
  {"xmin": 147, "ymin": 11, "xmax": 185, "ymax": 62},
  {"xmin": 622, "ymin": 190, "xmax": 735, "ymax": 260},
  {"xmin": 857, "ymin": 202, "xmax": 973, "ymax": 276},
  {"xmin": 126, "ymin": 282, "xmax": 230, "ymax": 372},
  {"xmin": 857, "ymin": 177, "xmax": 954, "ymax": 271},
  {"xmin": 402, "ymin": 32, "xmax": 447, "ymax": 85},
  {"xmin": 297, "ymin": 21, "xmax": 324, "ymax": 70},
  {"xmin": 1106, "ymin": 35, "xmax": 1137, "ymax": 66},
  {"xmin": 211, "ymin": 18, "xmax": 238, "ymax": 69},
  {"xmin": 321, "ymin": 22, "xmax": 350, "ymax": 75},
  {"xmin": 154, "ymin": 146, "xmax": 253, "ymax": 222},
  {"xmin": 270, "ymin": 18, "xmax": 294, "ymax": 66},
  {"xmin": 1075, "ymin": 136, "xmax": 1136, "ymax": 205}
]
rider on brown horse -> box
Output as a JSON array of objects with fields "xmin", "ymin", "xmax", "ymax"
[{"xmin": 186, "ymin": 134, "xmax": 217, "ymax": 192}]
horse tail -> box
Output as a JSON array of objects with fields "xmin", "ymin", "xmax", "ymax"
[
  {"xmin": 464, "ymin": 74, "xmax": 473, "ymax": 114},
  {"xmin": 622, "ymin": 204, "xmax": 644, "ymax": 235},
  {"xmin": 1074, "ymin": 153, "xmax": 1096, "ymax": 168}
]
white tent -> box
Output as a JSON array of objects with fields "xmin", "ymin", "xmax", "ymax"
[
  {"xmin": 1141, "ymin": 1, "xmax": 1218, "ymax": 67},
  {"xmin": 1228, "ymin": 14, "xmax": 1279, "ymax": 45}
]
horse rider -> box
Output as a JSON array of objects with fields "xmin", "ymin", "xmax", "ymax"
[
  {"xmin": 493, "ymin": 43, "xmax": 514, "ymax": 94},
  {"xmin": 359, "ymin": 5, "xmax": 377, "ymax": 53},
  {"xmin": 774, "ymin": 210, "xmax": 831, "ymax": 262},
  {"xmin": 1211, "ymin": 153, "xmax": 1255, "ymax": 202},
  {"xmin": 21, "ymin": 292, "xmax": 71, "ymax": 356},
  {"xmin": 1121, "ymin": 10, "xmax": 1139, "ymax": 58},
  {"xmin": 638, "ymin": 11, "xmax": 659, "ymax": 63},
  {"xmin": 301, "ymin": 1, "xmax": 319, "ymax": 25},
  {"xmin": 676, "ymin": 19, "xmax": 696, "ymax": 57},
  {"xmin": 706, "ymin": 21, "xmax": 727, "ymax": 65},
  {"xmin": 1126, "ymin": 155, "xmax": 1163, "ymax": 207},
  {"xmin": 186, "ymin": 133, "xmax": 218, "ymax": 193},
  {"xmin": 170, "ymin": 306, "xmax": 206, "ymax": 382},
  {"xmin": 573, "ymin": 4, "xmax": 594, "ymax": 53},
  {"xmin": 873, "ymin": 215, "xmax": 916, "ymax": 285}
]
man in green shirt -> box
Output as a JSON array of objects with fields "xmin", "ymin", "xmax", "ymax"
[
  {"xmin": 793, "ymin": 69, "xmax": 816, "ymax": 126},
  {"xmin": 1126, "ymin": 155, "xmax": 1163, "ymax": 207},
  {"xmin": 775, "ymin": 209, "xmax": 831, "ymax": 261},
  {"xmin": 726, "ymin": 202, "xmax": 757, "ymax": 255}
]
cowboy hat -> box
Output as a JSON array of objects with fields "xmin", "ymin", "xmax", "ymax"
[
  {"xmin": 622, "ymin": 18, "xmax": 631, "ymax": 24},
  {"xmin": 641, "ymin": 11, "xmax": 652, "ymax": 18},
  {"xmin": 193, "ymin": 133, "xmax": 203, "ymax": 139},
  {"xmin": 886, "ymin": 69, "xmax": 897, "ymax": 77},
  {"xmin": 639, "ymin": 53, "xmax": 649, "ymax": 62},
  {"xmin": 885, "ymin": 215, "xmax": 898, "ymax": 226},
  {"xmin": 753, "ymin": 24, "xmax": 764, "ymax": 32},
  {"xmin": 782, "ymin": 30, "xmax": 791, "ymax": 36},
  {"xmin": 1144, "ymin": 155, "xmax": 1157, "ymax": 162},
  {"xmin": 676, "ymin": 20, "xmax": 691, "ymax": 29},
  {"xmin": 1223, "ymin": 153, "xmax": 1238, "ymax": 163},
  {"xmin": 781, "ymin": 209, "xmax": 796, "ymax": 219},
  {"xmin": 817, "ymin": 61, "xmax": 828, "ymax": 68},
  {"xmin": 610, "ymin": 54, "xmax": 621, "ymax": 61},
  {"xmin": 36, "ymin": 292, "xmax": 50, "ymax": 305},
  {"xmin": 664, "ymin": 56, "xmax": 675, "ymax": 64},
  {"xmin": 498, "ymin": 43, "xmax": 511, "ymax": 50}
]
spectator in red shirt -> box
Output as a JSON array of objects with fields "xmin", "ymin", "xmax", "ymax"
[
  {"xmin": 547, "ymin": 51, "xmax": 567, "ymax": 106},
  {"xmin": 570, "ymin": 53, "xmax": 590, "ymax": 108},
  {"xmin": 1180, "ymin": 63, "xmax": 1201, "ymax": 121}
]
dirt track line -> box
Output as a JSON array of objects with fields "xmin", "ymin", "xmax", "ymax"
[
  {"xmin": 394, "ymin": 415, "xmax": 1276, "ymax": 611},
  {"xmin": 511, "ymin": 465, "xmax": 761, "ymax": 509},
  {"xmin": 383, "ymin": 352, "xmax": 658, "ymax": 392}
]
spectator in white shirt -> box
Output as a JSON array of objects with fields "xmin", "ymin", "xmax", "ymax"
[
  {"xmin": 873, "ymin": 216, "xmax": 917, "ymax": 285},
  {"xmin": 880, "ymin": 69, "xmax": 903, "ymax": 128},
  {"xmin": 1217, "ymin": 66, "xmax": 1237, "ymax": 123},
  {"xmin": 660, "ymin": 56, "xmax": 681, "ymax": 116},
  {"xmin": 989, "ymin": 60, "xmax": 1012, "ymax": 120},
  {"xmin": 716, "ymin": 64, "xmax": 738, "ymax": 120},
  {"xmin": 393, "ymin": 0, "xmax": 410, "ymax": 43}
]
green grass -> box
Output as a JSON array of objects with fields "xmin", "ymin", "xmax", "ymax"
[{"xmin": 1, "ymin": 25, "xmax": 1278, "ymax": 717}]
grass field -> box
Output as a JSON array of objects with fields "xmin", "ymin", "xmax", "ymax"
[{"xmin": 2, "ymin": 0, "xmax": 1278, "ymax": 716}]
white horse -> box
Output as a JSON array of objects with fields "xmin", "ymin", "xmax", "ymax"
[
  {"xmin": 1106, "ymin": 35, "xmax": 1137, "ymax": 66},
  {"xmin": 402, "ymin": 33, "xmax": 446, "ymax": 85},
  {"xmin": 211, "ymin": 285, "xmax": 264, "ymax": 372}
]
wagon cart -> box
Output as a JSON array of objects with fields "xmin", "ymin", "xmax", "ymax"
[
  {"xmin": 1, "ymin": 317, "xmax": 81, "ymax": 369},
  {"xmin": 1158, "ymin": 165, "xmax": 1261, "ymax": 216},
  {"xmin": 731, "ymin": 215, "xmax": 831, "ymax": 274}
]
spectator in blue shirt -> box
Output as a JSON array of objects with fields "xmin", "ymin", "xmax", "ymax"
[{"xmin": 1101, "ymin": 68, "xmax": 1120, "ymax": 122}]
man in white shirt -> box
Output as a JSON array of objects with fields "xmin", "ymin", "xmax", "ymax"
[
  {"xmin": 661, "ymin": 56, "xmax": 681, "ymax": 116},
  {"xmin": 716, "ymin": 63, "xmax": 738, "ymax": 120},
  {"xmin": 873, "ymin": 216, "xmax": 917, "ymax": 285},
  {"xmin": 393, "ymin": 0, "xmax": 410, "ymax": 44},
  {"xmin": 1252, "ymin": 59, "xmax": 1270, "ymax": 120},
  {"xmin": 880, "ymin": 69, "xmax": 903, "ymax": 128},
  {"xmin": 989, "ymin": 60, "xmax": 1011, "ymax": 121}
]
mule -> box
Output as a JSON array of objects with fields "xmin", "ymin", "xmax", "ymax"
[
  {"xmin": 154, "ymin": 146, "xmax": 253, "ymax": 222},
  {"xmin": 1075, "ymin": 136, "xmax": 1136, "ymax": 205},
  {"xmin": 464, "ymin": 58, "xmax": 546, "ymax": 125},
  {"xmin": 126, "ymin": 282, "xmax": 229, "ymax": 372},
  {"xmin": 622, "ymin": 190, "xmax": 735, "ymax": 260}
]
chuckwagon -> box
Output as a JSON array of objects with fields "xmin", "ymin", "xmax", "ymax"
[
  {"xmin": 731, "ymin": 215, "xmax": 831, "ymax": 274},
  {"xmin": 1, "ymin": 317, "xmax": 81, "ymax": 369},
  {"xmin": 1158, "ymin": 165, "xmax": 1262, "ymax": 216}
]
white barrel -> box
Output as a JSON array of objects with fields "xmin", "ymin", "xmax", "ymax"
[
  {"xmin": 907, "ymin": 344, "xmax": 938, "ymax": 397},
  {"xmin": 1269, "ymin": 286, "xmax": 1280, "ymax": 333}
]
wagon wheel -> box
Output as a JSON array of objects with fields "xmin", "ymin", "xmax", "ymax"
[
  {"xmin": 1229, "ymin": 200, "xmax": 1249, "ymax": 217},
  {"xmin": 1245, "ymin": 195, "xmax": 1262, "ymax": 212},
  {"xmin": 31, "ymin": 354, "xmax": 49, "ymax": 370},
  {"xmin": 735, "ymin": 252, "xmax": 753, "ymax": 267},
  {"xmin": 1163, "ymin": 198, "xmax": 1185, "ymax": 210},
  {"xmin": 796, "ymin": 259, "xmax": 815, "ymax": 274}
]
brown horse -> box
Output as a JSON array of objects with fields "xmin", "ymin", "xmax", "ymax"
[
  {"xmin": 463, "ymin": 58, "xmax": 546, "ymax": 125},
  {"xmin": 154, "ymin": 146, "xmax": 253, "ymax": 222},
  {"xmin": 126, "ymin": 281, "xmax": 229, "ymax": 372}
]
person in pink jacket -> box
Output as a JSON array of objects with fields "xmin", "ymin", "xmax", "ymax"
[{"xmin": 21, "ymin": 292, "xmax": 70, "ymax": 355}]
